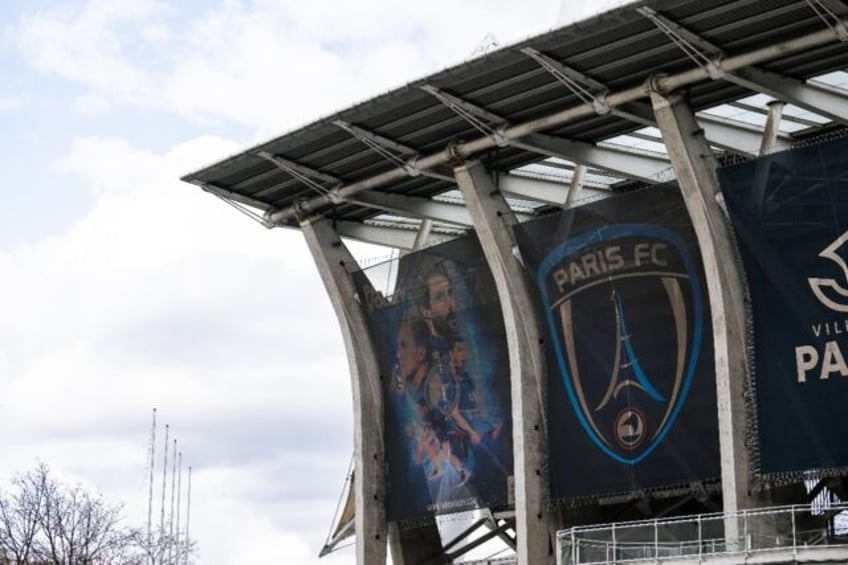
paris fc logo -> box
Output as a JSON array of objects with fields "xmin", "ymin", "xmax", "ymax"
[{"xmin": 536, "ymin": 224, "xmax": 705, "ymax": 464}]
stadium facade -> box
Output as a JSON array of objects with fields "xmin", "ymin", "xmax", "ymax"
[{"xmin": 182, "ymin": 1, "xmax": 848, "ymax": 563}]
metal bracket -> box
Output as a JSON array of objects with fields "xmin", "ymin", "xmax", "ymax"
[
  {"xmin": 420, "ymin": 84, "xmax": 511, "ymax": 147},
  {"xmin": 292, "ymin": 197, "xmax": 311, "ymax": 224},
  {"xmin": 521, "ymin": 47, "xmax": 611, "ymax": 114},
  {"xmin": 637, "ymin": 6, "xmax": 725, "ymax": 80},
  {"xmin": 647, "ymin": 73, "xmax": 675, "ymax": 98},
  {"xmin": 256, "ymin": 151, "xmax": 344, "ymax": 203},
  {"xmin": 194, "ymin": 180, "xmax": 276, "ymax": 229},
  {"xmin": 333, "ymin": 120, "xmax": 415, "ymax": 172},
  {"xmin": 332, "ymin": 120, "xmax": 454, "ymax": 181},
  {"xmin": 806, "ymin": 0, "xmax": 848, "ymax": 41},
  {"xmin": 446, "ymin": 139, "xmax": 466, "ymax": 167}
]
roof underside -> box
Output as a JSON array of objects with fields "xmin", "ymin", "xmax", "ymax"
[{"xmin": 182, "ymin": 0, "xmax": 848, "ymax": 247}]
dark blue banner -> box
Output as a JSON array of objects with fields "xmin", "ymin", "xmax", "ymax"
[
  {"xmin": 515, "ymin": 186, "xmax": 720, "ymax": 501},
  {"xmin": 719, "ymin": 136, "xmax": 848, "ymax": 478},
  {"xmin": 353, "ymin": 236, "xmax": 513, "ymax": 522}
]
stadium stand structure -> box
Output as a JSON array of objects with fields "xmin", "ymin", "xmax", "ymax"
[{"xmin": 183, "ymin": 1, "xmax": 848, "ymax": 563}]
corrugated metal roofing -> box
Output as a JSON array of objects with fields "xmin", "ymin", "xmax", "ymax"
[{"xmin": 182, "ymin": 0, "xmax": 848, "ymax": 236}]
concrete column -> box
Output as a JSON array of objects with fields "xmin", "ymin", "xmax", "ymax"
[
  {"xmin": 412, "ymin": 218, "xmax": 434, "ymax": 251},
  {"xmin": 453, "ymin": 160, "xmax": 555, "ymax": 565},
  {"xmin": 649, "ymin": 89, "xmax": 756, "ymax": 517},
  {"xmin": 300, "ymin": 217, "xmax": 388, "ymax": 565},
  {"xmin": 564, "ymin": 164, "xmax": 587, "ymax": 208},
  {"xmin": 760, "ymin": 101, "xmax": 785, "ymax": 156},
  {"xmin": 750, "ymin": 101, "xmax": 786, "ymax": 217}
]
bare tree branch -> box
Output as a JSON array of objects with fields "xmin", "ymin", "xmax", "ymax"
[{"xmin": 0, "ymin": 463, "xmax": 197, "ymax": 564}]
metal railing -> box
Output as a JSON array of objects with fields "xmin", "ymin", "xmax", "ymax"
[{"xmin": 557, "ymin": 503, "xmax": 848, "ymax": 564}]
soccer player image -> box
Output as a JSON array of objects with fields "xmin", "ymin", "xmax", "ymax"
[{"xmin": 417, "ymin": 264, "xmax": 459, "ymax": 341}]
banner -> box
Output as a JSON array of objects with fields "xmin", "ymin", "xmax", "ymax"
[
  {"xmin": 719, "ymin": 136, "xmax": 848, "ymax": 479},
  {"xmin": 515, "ymin": 185, "xmax": 720, "ymax": 501},
  {"xmin": 353, "ymin": 236, "xmax": 513, "ymax": 522}
]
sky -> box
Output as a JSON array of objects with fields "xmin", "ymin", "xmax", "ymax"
[{"xmin": 0, "ymin": 1, "xmax": 620, "ymax": 563}]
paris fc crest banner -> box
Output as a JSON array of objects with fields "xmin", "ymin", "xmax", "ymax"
[
  {"xmin": 352, "ymin": 235, "xmax": 513, "ymax": 523},
  {"xmin": 719, "ymin": 136, "xmax": 848, "ymax": 480},
  {"xmin": 515, "ymin": 185, "xmax": 720, "ymax": 501}
]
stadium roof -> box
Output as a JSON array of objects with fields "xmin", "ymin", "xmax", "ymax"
[{"xmin": 182, "ymin": 0, "xmax": 848, "ymax": 250}]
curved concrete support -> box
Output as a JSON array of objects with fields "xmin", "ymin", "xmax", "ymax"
[
  {"xmin": 648, "ymin": 90, "xmax": 754, "ymax": 515},
  {"xmin": 453, "ymin": 161, "xmax": 555, "ymax": 565},
  {"xmin": 300, "ymin": 218, "xmax": 389, "ymax": 564}
]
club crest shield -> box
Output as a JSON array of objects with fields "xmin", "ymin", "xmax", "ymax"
[{"xmin": 537, "ymin": 224, "xmax": 705, "ymax": 464}]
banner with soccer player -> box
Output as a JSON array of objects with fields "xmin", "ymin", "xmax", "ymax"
[
  {"xmin": 515, "ymin": 185, "xmax": 720, "ymax": 501},
  {"xmin": 719, "ymin": 136, "xmax": 848, "ymax": 480},
  {"xmin": 353, "ymin": 235, "xmax": 513, "ymax": 523}
]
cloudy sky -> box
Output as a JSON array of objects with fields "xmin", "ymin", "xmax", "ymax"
[{"xmin": 0, "ymin": 1, "xmax": 622, "ymax": 563}]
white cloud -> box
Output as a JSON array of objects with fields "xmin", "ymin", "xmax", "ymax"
[
  {"xmin": 14, "ymin": 0, "xmax": 162, "ymax": 94},
  {"xmin": 3, "ymin": 1, "xmax": 571, "ymax": 562},
  {"xmin": 0, "ymin": 133, "xmax": 354, "ymax": 563},
  {"xmin": 0, "ymin": 95, "xmax": 24, "ymax": 112},
  {"xmin": 73, "ymin": 93, "xmax": 112, "ymax": 115},
  {"xmin": 558, "ymin": 0, "xmax": 614, "ymax": 24},
  {"xmin": 13, "ymin": 0, "xmax": 560, "ymax": 131}
]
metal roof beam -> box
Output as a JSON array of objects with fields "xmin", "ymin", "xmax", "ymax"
[
  {"xmin": 807, "ymin": 0, "xmax": 848, "ymax": 40},
  {"xmin": 497, "ymin": 172, "xmax": 611, "ymax": 207},
  {"xmin": 348, "ymin": 191, "xmax": 474, "ymax": 226},
  {"xmin": 336, "ymin": 220, "xmax": 456, "ymax": 250},
  {"xmin": 514, "ymin": 133, "xmax": 671, "ymax": 184},
  {"xmin": 334, "ymin": 120, "xmax": 418, "ymax": 156},
  {"xmin": 638, "ymin": 7, "xmax": 848, "ymax": 126},
  {"xmin": 522, "ymin": 47, "xmax": 665, "ymax": 129},
  {"xmin": 256, "ymin": 151, "xmax": 345, "ymax": 204},
  {"xmin": 264, "ymin": 23, "xmax": 844, "ymax": 225},
  {"xmin": 521, "ymin": 47, "xmax": 612, "ymax": 115},
  {"xmin": 188, "ymin": 180, "xmax": 277, "ymax": 228},
  {"xmin": 637, "ymin": 6, "xmax": 724, "ymax": 79},
  {"xmin": 698, "ymin": 113, "xmax": 791, "ymax": 154},
  {"xmin": 188, "ymin": 180, "xmax": 273, "ymax": 212},
  {"xmin": 256, "ymin": 151, "xmax": 342, "ymax": 185},
  {"xmin": 727, "ymin": 67, "xmax": 848, "ymax": 126},
  {"xmin": 420, "ymin": 85, "xmax": 667, "ymax": 183},
  {"xmin": 420, "ymin": 86, "xmax": 661, "ymax": 182},
  {"xmin": 424, "ymin": 71, "xmax": 780, "ymax": 174},
  {"xmin": 726, "ymin": 101, "xmax": 822, "ymax": 127},
  {"xmin": 420, "ymin": 84, "xmax": 510, "ymax": 146},
  {"xmin": 420, "ymin": 84, "xmax": 507, "ymax": 126},
  {"xmin": 333, "ymin": 120, "xmax": 455, "ymax": 182},
  {"xmin": 605, "ymin": 112, "xmax": 787, "ymax": 155},
  {"xmin": 627, "ymin": 131, "xmax": 665, "ymax": 143},
  {"xmin": 352, "ymin": 189, "xmax": 535, "ymax": 225},
  {"xmin": 521, "ymin": 47, "xmax": 788, "ymax": 154}
]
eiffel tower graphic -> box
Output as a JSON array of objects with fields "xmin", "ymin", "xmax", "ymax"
[{"xmin": 595, "ymin": 291, "xmax": 666, "ymax": 412}]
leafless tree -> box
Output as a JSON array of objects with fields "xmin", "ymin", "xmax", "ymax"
[
  {"xmin": 0, "ymin": 464, "xmax": 197, "ymax": 564},
  {"xmin": 0, "ymin": 463, "xmax": 48, "ymax": 563},
  {"xmin": 37, "ymin": 472, "xmax": 126, "ymax": 564},
  {"xmin": 126, "ymin": 526, "xmax": 197, "ymax": 565}
]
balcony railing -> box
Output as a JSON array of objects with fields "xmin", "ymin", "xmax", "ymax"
[{"xmin": 557, "ymin": 503, "xmax": 848, "ymax": 564}]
